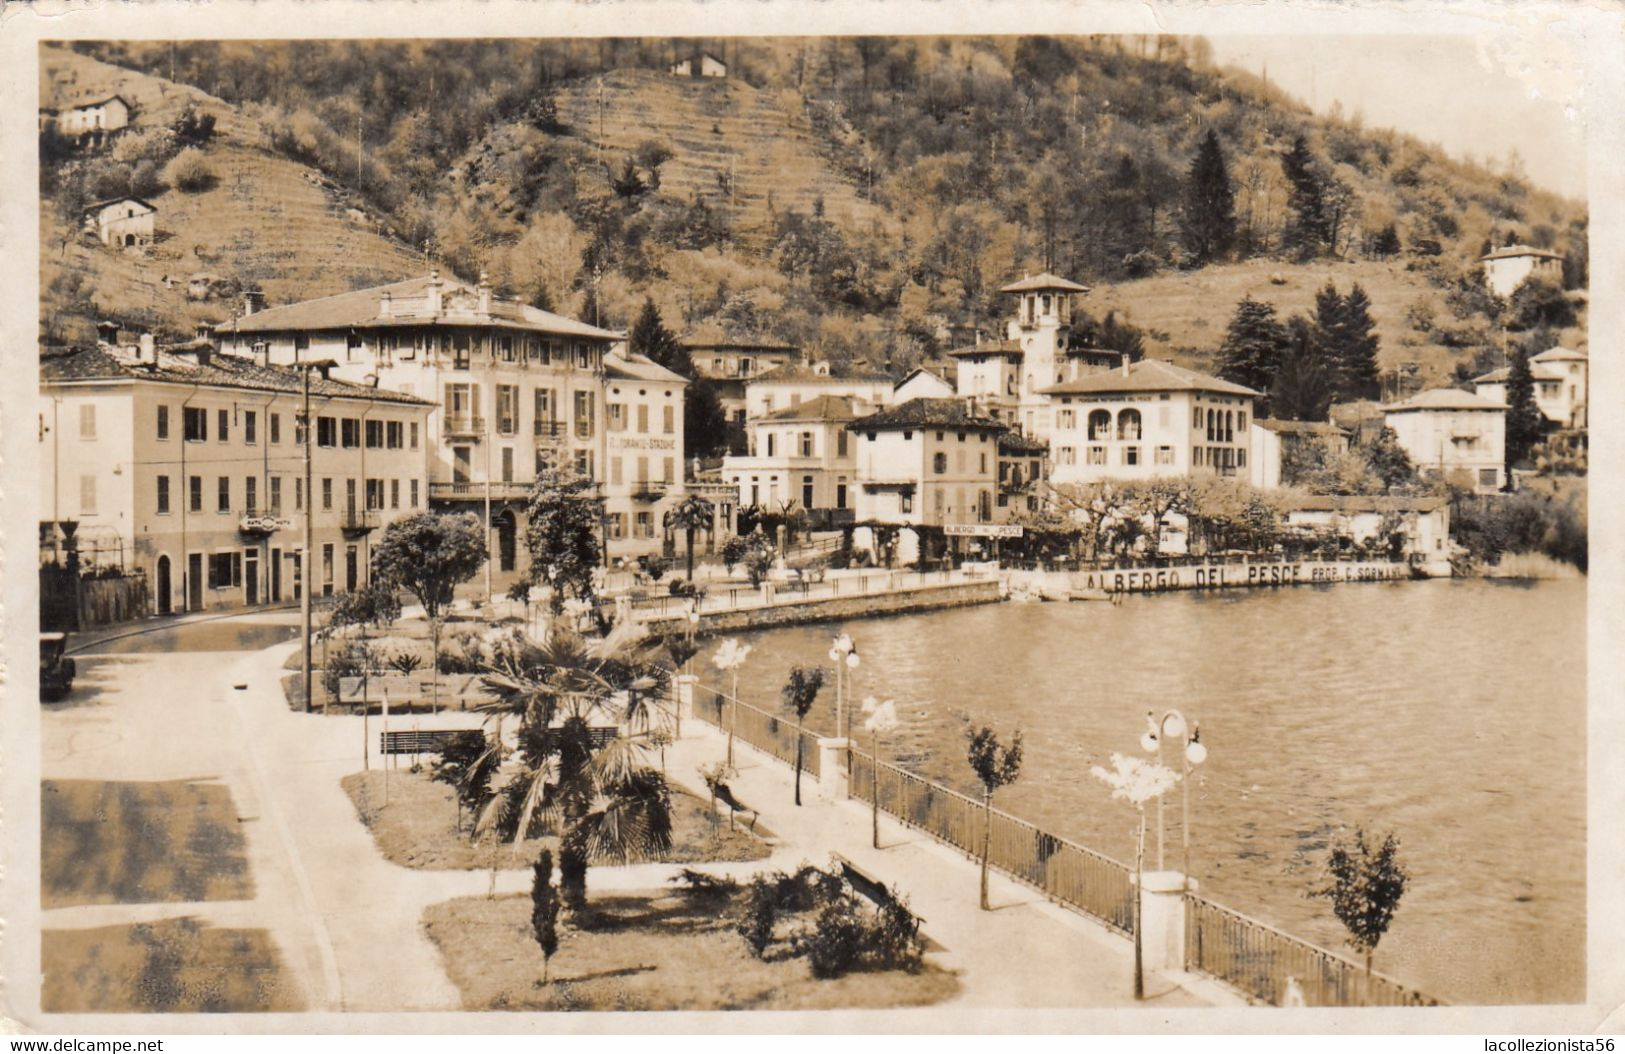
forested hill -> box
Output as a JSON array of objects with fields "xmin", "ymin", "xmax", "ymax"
[{"xmin": 47, "ymin": 37, "xmax": 1585, "ymax": 388}]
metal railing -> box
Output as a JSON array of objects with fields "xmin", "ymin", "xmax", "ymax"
[
  {"xmin": 848, "ymin": 748, "xmax": 1136, "ymax": 934},
  {"xmin": 629, "ymin": 567, "xmax": 984, "ymax": 621},
  {"xmin": 695, "ymin": 684, "xmax": 820, "ymax": 780},
  {"xmin": 1184, "ymin": 894, "xmax": 1441, "ymax": 1007}
]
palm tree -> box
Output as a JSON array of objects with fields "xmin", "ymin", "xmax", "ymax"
[
  {"xmin": 781, "ymin": 665, "xmax": 826, "ymax": 806},
  {"xmin": 664, "ymin": 495, "xmax": 715, "ymax": 581},
  {"xmin": 471, "ymin": 625, "xmax": 674, "ymax": 914}
]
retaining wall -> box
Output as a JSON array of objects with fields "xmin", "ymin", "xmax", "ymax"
[{"xmin": 643, "ymin": 579, "xmax": 1002, "ymax": 634}]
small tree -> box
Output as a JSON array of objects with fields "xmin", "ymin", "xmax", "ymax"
[
  {"xmin": 1504, "ymin": 348, "xmax": 1546, "ymax": 483},
  {"xmin": 665, "ymin": 495, "xmax": 715, "ymax": 581},
  {"xmin": 524, "ymin": 472, "xmax": 604, "ymax": 615},
  {"xmin": 965, "ymin": 725, "xmax": 1023, "ymax": 911},
  {"xmin": 743, "ymin": 534, "xmax": 776, "ymax": 587},
  {"xmin": 781, "ymin": 666, "xmax": 826, "ymax": 806},
  {"xmin": 1314, "ymin": 827, "xmax": 1409, "ymax": 994},
  {"xmin": 530, "ymin": 848, "xmax": 563, "ymax": 983},
  {"xmin": 1092, "ymin": 751, "xmax": 1181, "ymax": 999},
  {"xmin": 165, "ymin": 147, "xmax": 216, "ymax": 193},
  {"xmin": 721, "ymin": 535, "xmax": 749, "ymax": 574},
  {"xmin": 372, "ymin": 512, "xmax": 488, "ymax": 621}
]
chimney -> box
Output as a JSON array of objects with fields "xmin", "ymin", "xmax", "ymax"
[
  {"xmin": 139, "ymin": 332, "xmax": 156, "ymax": 365},
  {"xmin": 242, "ymin": 289, "xmax": 265, "ymax": 316},
  {"xmin": 96, "ymin": 320, "xmax": 120, "ymax": 346},
  {"xmin": 195, "ymin": 322, "xmax": 212, "ymax": 341},
  {"xmin": 426, "ymin": 269, "xmax": 443, "ymax": 315},
  {"xmin": 1120, "ymin": 352, "xmax": 1130, "ymax": 377},
  {"xmin": 315, "ymin": 360, "xmax": 334, "ymax": 381},
  {"xmin": 252, "ymin": 340, "xmax": 270, "ymax": 367},
  {"xmin": 477, "ymin": 270, "xmax": 491, "ymax": 314},
  {"xmin": 193, "ymin": 343, "xmax": 211, "ymax": 368},
  {"xmin": 379, "ymin": 290, "xmax": 392, "ymax": 319}
]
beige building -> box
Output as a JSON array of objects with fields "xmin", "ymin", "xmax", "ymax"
[
  {"xmin": 682, "ymin": 332, "xmax": 799, "ymax": 438},
  {"xmin": 722, "ymin": 394, "xmax": 858, "ymax": 521},
  {"xmin": 1382, "ymin": 388, "xmax": 1507, "ymax": 494},
  {"xmin": 847, "ymin": 398, "xmax": 1004, "ymax": 527},
  {"xmin": 52, "ymin": 94, "xmax": 131, "ymax": 147},
  {"xmin": 1473, "ymin": 346, "xmax": 1587, "ymax": 429},
  {"xmin": 601, "ymin": 350, "xmax": 690, "ymax": 557},
  {"xmin": 743, "ymin": 364, "xmax": 893, "ymax": 420},
  {"xmin": 998, "ymin": 272, "xmax": 1123, "ymax": 440},
  {"xmin": 1480, "ymin": 245, "xmax": 1564, "ymax": 299},
  {"xmin": 1042, "ymin": 359, "xmax": 1266, "ymax": 487},
  {"xmin": 1281, "ymin": 495, "xmax": 1451, "ymax": 561},
  {"xmin": 41, "ymin": 338, "xmax": 433, "ymax": 616},
  {"xmin": 87, "ymin": 197, "xmax": 156, "ymax": 248}
]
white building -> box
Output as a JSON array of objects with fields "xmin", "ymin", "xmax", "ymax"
[
  {"xmin": 1382, "ymin": 388, "xmax": 1507, "ymax": 494},
  {"xmin": 892, "ymin": 364, "xmax": 957, "ymax": 402},
  {"xmin": 601, "ymin": 350, "xmax": 689, "ymax": 556},
  {"xmin": 1280, "ymin": 495, "xmax": 1451, "ymax": 561},
  {"xmin": 1480, "ymin": 244, "xmax": 1564, "ymax": 299},
  {"xmin": 721, "ymin": 394, "xmax": 857, "ymax": 520},
  {"xmin": 53, "ymin": 95, "xmax": 131, "ymax": 146},
  {"xmin": 848, "ymin": 398, "xmax": 1004, "ymax": 527},
  {"xmin": 1475, "ymin": 346, "xmax": 1589, "ymax": 430},
  {"xmin": 1041, "ymin": 359, "xmax": 1266, "ymax": 487},
  {"xmin": 743, "ymin": 364, "xmax": 893, "ymax": 421},
  {"xmin": 948, "ymin": 338, "xmax": 1024, "ymax": 425},
  {"xmin": 1250, "ymin": 418, "xmax": 1352, "ymax": 490},
  {"xmin": 86, "ymin": 197, "xmax": 156, "ymax": 248},
  {"xmin": 40, "ymin": 338, "xmax": 433, "ymax": 615},
  {"xmin": 998, "ymin": 272, "xmax": 1125, "ymax": 440},
  {"xmin": 670, "ymin": 52, "xmax": 727, "ymax": 78}
]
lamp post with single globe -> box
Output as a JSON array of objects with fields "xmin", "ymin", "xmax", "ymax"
[
  {"xmin": 828, "ymin": 633, "xmax": 860, "ymax": 740},
  {"xmin": 1141, "ymin": 709, "xmax": 1208, "ymax": 880},
  {"xmin": 860, "ymin": 695, "xmax": 898, "ymax": 849}
]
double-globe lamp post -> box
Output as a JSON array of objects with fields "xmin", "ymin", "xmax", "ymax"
[
  {"xmin": 1141, "ymin": 709, "xmax": 1209, "ymax": 884},
  {"xmin": 829, "ymin": 633, "xmax": 860, "ymax": 742}
]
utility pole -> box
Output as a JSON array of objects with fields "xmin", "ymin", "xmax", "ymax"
[
  {"xmin": 301, "ymin": 363, "xmax": 314, "ymax": 713},
  {"xmin": 485, "ymin": 400, "xmax": 493, "ymax": 608}
]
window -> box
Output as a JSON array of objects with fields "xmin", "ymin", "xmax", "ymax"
[
  {"xmin": 1087, "ymin": 445, "xmax": 1107, "ymax": 465},
  {"xmin": 341, "ymin": 418, "xmax": 361, "ymax": 448},
  {"xmin": 802, "ymin": 475, "xmax": 814, "ymax": 508},
  {"xmin": 1117, "ymin": 408, "xmax": 1142, "ymax": 441},
  {"xmin": 608, "ymin": 513, "xmax": 626, "ymax": 540},
  {"xmin": 208, "ymin": 552, "xmax": 242, "ymax": 590},
  {"xmin": 980, "ymin": 452, "xmax": 988, "ymax": 473},
  {"xmin": 184, "ymin": 406, "xmax": 207, "ymax": 442},
  {"xmin": 270, "ymin": 477, "xmax": 282, "ymax": 514},
  {"xmin": 1193, "ymin": 407, "xmax": 1203, "ymax": 430},
  {"xmin": 1057, "ymin": 446, "xmax": 1077, "ymax": 466},
  {"xmin": 1238, "ymin": 411, "xmax": 1248, "ymax": 431},
  {"xmin": 410, "ymin": 421, "xmax": 419, "ymax": 449},
  {"xmin": 347, "ymin": 478, "xmax": 358, "ymax": 514},
  {"xmin": 901, "ymin": 492, "xmax": 913, "ymax": 514},
  {"xmin": 1155, "ymin": 445, "xmax": 1175, "ymax": 465},
  {"xmin": 637, "ymin": 404, "xmax": 650, "ymax": 433},
  {"xmin": 1479, "ymin": 468, "xmax": 1498, "ymax": 487},
  {"xmin": 662, "ymin": 457, "xmax": 674, "ymax": 483},
  {"xmin": 157, "ymin": 404, "xmax": 170, "ymax": 440},
  {"xmin": 501, "ymin": 447, "xmax": 514, "ymax": 483},
  {"xmin": 497, "ymin": 335, "xmax": 515, "ymax": 363},
  {"xmin": 800, "ymin": 432, "xmax": 814, "ymax": 457},
  {"xmin": 295, "ymin": 478, "xmax": 304, "ymax": 511},
  {"xmin": 321, "ymin": 478, "xmax": 333, "ymax": 510},
  {"xmin": 74, "ymin": 473, "xmax": 96, "ymax": 515},
  {"xmin": 244, "ymin": 411, "xmax": 257, "ymax": 445},
  {"xmin": 365, "ymin": 479, "xmax": 383, "ymax": 510},
  {"xmin": 1057, "ymin": 409, "xmax": 1075, "ymax": 430},
  {"xmin": 246, "ymin": 476, "xmax": 258, "ymax": 513},
  {"xmin": 295, "ymin": 415, "xmax": 308, "ymax": 446},
  {"xmin": 79, "ymin": 404, "xmax": 96, "ymax": 438},
  {"xmin": 575, "ymin": 342, "xmax": 590, "ymax": 369},
  {"xmin": 836, "ymin": 477, "xmax": 848, "ymax": 509},
  {"xmin": 933, "ymin": 452, "xmax": 948, "ymax": 474},
  {"xmin": 663, "ymin": 404, "xmax": 675, "ymax": 434},
  {"xmin": 322, "ymin": 544, "xmax": 334, "ymax": 595},
  {"xmin": 534, "ymin": 389, "xmax": 555, "ymax": 433},
  {"xmin": 1122, "ymin": 446, "xmax": 1141, "ymax": 466},
  {"xmin": 1088, "ymin": 409, "xmax": 1111, "ymax": 440},
  {"xmin": 574, "ymin": 449, "xmax": 593, "ymax": 478},
  {"xmin": 190, "ymin": 475, "xmax": 203, "ymax": 512},
  {"xmin": 608, "ymin": 403, "xmax": 626, "ymax": 432},
  {"xmin": 269, "ymin": 413, "xmax": 281, "ymax": 444},
  {"xmin": 386, "ymin": 421, "xmax": 402, "ymax": 449},
  {"xmin": 317, "ymin": 416, "xmax": 337, "ymax": 447},
  {"xmin": 574, "ymin": 391, "xmax": 595, "ymax": 438},
  {"xmin": 496, "ymin": 385, "xmax": 518, "ymax": 435},
  {"xmin": 635, "ymin": 511, "xmax": 654, "ymax": 538},
  {"xmin": 391, "ymin": 479, "xmax": 400, "ymax": 509},
  {"xmin": 157, "ymin": 475, "xmax": 171, "ymax": 514},
  {"xmin": 365, "ymin": 419, "xmax": 384, "ymax": 448},
  {"xmin": 766, "ymin": 433, "xmax": 776, "ymax": 457},
  {"xmin": 636, "ymin": 456, "xmax": 649, "ymax": 484},
  {"xmin": 218, "ymin": 409, "xmax": 230, "ymax": 443},
  {"xmin": 217, "ymin": 476, "xmax": 231, "ymax": 513},
  {"xmin": 837, "ymin": 430, "xmax": 849, "ymax": 457}
]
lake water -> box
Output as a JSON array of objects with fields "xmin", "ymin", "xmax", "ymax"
[{"xmin": 697, "ymin": 578, "xmax": 1586, "ymax": 1005}]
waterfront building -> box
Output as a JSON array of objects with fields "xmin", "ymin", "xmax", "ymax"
[
  {"xmin": 1280, "ymin": 494, "xmax": 1451, "ymax": 560},
  {"xmin": 996, "ymin": 430, "xmax": 1050, "ymax": 518},
  {"xmin": 1041, "ymin": 359, "xmax": 1267, "ymax": 486},
  {"xmin": 1472, "ymin": 346, "xmax": 1588, "ymax": 429},
  {"xmin": 743, "ymin": 363, "xmax": 893, "ymax": 420},
  {"xmin": 1480, "ymin": 244, "xmax": 1564, "ymax": 299},
  {"xmin": 40, "ymin": 337, "xmax": 433, "ymax": 615},
  {"xmin": 601, "ymin": 349, "xmax": 690, "ymax": 557},
  {"xmin": 847, "ymin": 398, "xmax": 1004, "ymax": 527},
  {"xmin": 1382, "ymin": 388, "xmax": 1507, "ymax": 494},
  {"xmin": 721, "ymin": 394, "xmax": 857, "ymax": 522},
  {"xmin": 216, "ymin": 271, "xmax": 687, "ymax": 564}
]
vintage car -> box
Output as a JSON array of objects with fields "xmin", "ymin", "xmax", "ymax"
[{"xmin": 40, "ymin": 632, "xmax": 76, "ymax": 702}]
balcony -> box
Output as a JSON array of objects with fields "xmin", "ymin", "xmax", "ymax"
[
  {"xmin": 442, "ymin": 415, "xmax": 486, "ymax": 441},
  {"xmin": 238, "ymin": 509, "xmax": 291, "ymax": 536},
  {"xmin": 631, "ymin": 480, "xmax": 670, "ymax": 502},
  {"xmin": 430, "ymin": 481, "xmax": 535, "ymax": 503},
  {"xmin": 534, "ymin": 419, "xmax": 567, "ymax": 440},
  {"xmin": 340, "ymin": 508, "xmax": 381, "ymax": 534}
]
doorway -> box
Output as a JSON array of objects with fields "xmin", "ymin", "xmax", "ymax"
[
  {"xmin": 187, "ymin": 553, "xmax": 203, "ymax": 611},
  {"xmin": 453, "ymin": 445, "xmax": 472, "ymax": 484},
  {"xmin": 270, "ymin": 548, "xmax": 282, "ymax": 603},
  {"xmin": 155, "ymin": 555, "xmax": 172, "ymax": 615},
  {"xmin": 495, "ymin": 510, "xmax": 517, "ymax": 572},
  {"xmin": 245, "ymin": 551, "xmax": 259, "ymax": 605}
]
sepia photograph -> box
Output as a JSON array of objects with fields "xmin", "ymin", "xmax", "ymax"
[{"xmin": 4, "ymin": 0, "xmax": 1619, "ymax": 1039}]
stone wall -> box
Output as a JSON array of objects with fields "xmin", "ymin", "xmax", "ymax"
[{"xmin": 643, "ymin": 579, "xmax": 1003, "ymax": 634}]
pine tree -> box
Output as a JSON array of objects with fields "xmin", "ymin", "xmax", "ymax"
[
  {"xmin": 1181, "ymin": 128, "xmax": 1236, "ymax": 264},
  {"xmin": 1504, "ymin": 348, "xmax": 1545, "ymax": 481},
  {"xmin": 628, "ymin": 297, "xmax": 690, "ymax": 377},
  {"xmin": 1216, "ymin": 295, "xmax": 1288, "ymax": 396},
  {"xmin": 1333, "ymin": 284, "xmax": 1381, "ymax": 401},
  {"xmin": 1099, "ymin": 311, "xmax": 1147, "ymax": 362},
  {"xmin": 1281, "ymin": 135, "xmax": 1327, "ymax": 256},
  {"xmin": 1269, "ymin": 316, "xmax": 1335, "ymax": 422}
]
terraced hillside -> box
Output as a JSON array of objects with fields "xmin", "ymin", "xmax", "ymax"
[
  {"xmin": 41, "ymin": 47, "xmax": 423, "ymax": 341},
  {"xmin": 557, "ymin": 69, "xmax": 891, "ymax": 245}
]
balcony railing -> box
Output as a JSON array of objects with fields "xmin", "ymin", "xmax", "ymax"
[
  {"xmin": 442, "ymin": 415, "xmax": 486, "ymax": 440},
  {"xmin": 430, "ymin": 481, "xmax": 534, "ymax": 502},
  {"xmin": 534, "ymin": 419, "xmax": 566, "ymax": 439},
  {"xmin": 340, "ymin": 509, "xmax": 381, "ymax": 533},
  {"xmin": 631, "ymin": 480, "xmax": 670, "ymax": 501}
]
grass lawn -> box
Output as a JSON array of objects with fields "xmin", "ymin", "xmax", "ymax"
[
  {"xmin": 42, "ymin": 779, "xmax": 251, "ymax": 909},
  {"xmin": 43, "ymin": 918, "xmax": 303, "ymax": 1012},
  {"xmin": 341, "ymin": 770, "xmax": 773, "ymax": 871},
  {"xmin": 423, "ymin": 889, "xmax": 959, "ymax": 1011}
]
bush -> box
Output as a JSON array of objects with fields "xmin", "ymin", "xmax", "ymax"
[
  {"xmin": 805, "ymin": 899, "xmax": 867, "ymax": 978},
  {"xmin": 738, "ymin": 877, "xmax": 779, "ymax": 959},
  {"xmin": 165, "ymin": 147, "xmax": 216, "ymax": 193},
  {"xmin": 720, "ymin": 535, "xmax": 748, "ymax": 574},
  {"xmin": 1451, "ymin": 488, "xmax": 1587, "ymax": 572},
  {"xmin": 671, "ymin": 868, "xmax": 740, "ymax": 904},
  {"xmin": 388, "ymin": 651, "xmax": 423, "ymax": 677},
  {"xmin": 323, "ymin": 639, "xmax": 375, "ymax": 695}
]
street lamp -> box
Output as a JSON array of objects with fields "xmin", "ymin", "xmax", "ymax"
[
  {"xmin": 828, "ymin": 633, "xmax": 860, "ymax": 741},
  {"xmin": 1141, "ymin": 709, "xmax": 1208, "ymax": 880},
  {"xmin": 711, "ymin": 638, "xmax": 751, "ymax": 770}
]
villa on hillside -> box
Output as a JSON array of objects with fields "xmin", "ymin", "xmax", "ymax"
[
  {"xmin": 743, "ymin": 363, "xmax": 894, "ymax": 420},
  {"xmin": 1382, "ymin": 388, "xmax": 1507, "ymax": 494},
  {"xmin": 85, "ymin": 197, "xmax": 156, "ymax": 249},
  {"xmin": 1480, "ymin": 244, "xmax": 1564, "ymax": 298},
  {"xmin": 44, "ymin": 94, "xmax": 131, "ymax": 150},
  {"xmin": 670, "ymin": 52, "xmax": 727, "ymax": 78},
  {"xmin": 682, "ymin": 331, "xmax": 800, "ymax": 440},
  {"xmin": 1473, "ymin": 346, "xmax": 1588, "ymax": 429}
]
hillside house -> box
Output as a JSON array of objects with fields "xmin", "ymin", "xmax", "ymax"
[
  {"xmin": 743, "ymin": 364, "xmax": 893, "ymax": 421},
  {"xmin": 51, "ymin": 94, "xmax": 131, "ymax": 149},
  {"xmin": 670, "ymin": 52, "xmax": 727, "ymax": 78},
  {"xmin": 86, "ymin": 197, "xmax": 156, "ymax": 249},
  {"xmin": 1474, "ymin": 346, "xmax": 1588, "ymax": 429},
  {"xmin": 1480, "ymin": 244, "xmax": 1564, "ymax": 298},
  {"xmin": 682, "ymin": 333, "xmax": 800, "ymax": 437},
  {"xmin": 1383, "ymin": 388, "xmax": 1506, "ymax": 494}
]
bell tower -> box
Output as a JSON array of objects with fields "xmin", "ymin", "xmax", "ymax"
[{"xmin": 1000, "ymin": 272, "xmax": 1090, "ymax": 439}]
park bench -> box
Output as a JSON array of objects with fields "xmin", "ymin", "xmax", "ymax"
[
  {"xmin": 379, "ymin": 728, "xmax": 483, "ymax": 755},
  {"xmin": 711, "ymin": 781, "xmax": 760, "ymax": 831},
  {"xmin": 830, "ymin": 852, "xmax": 909, "ymax": 915}
]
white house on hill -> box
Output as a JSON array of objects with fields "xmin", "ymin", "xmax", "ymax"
[
  {"xmin": 86, "ymin": 197, "xmax": 156, "ymax": 248},
  {"xmin": 1480, "ymin": 244, "xmax": 1564, "ymax": 298},
  {"xmin": 1383, "ymin": 388, "xmax": 1506, "ymax": 494}
]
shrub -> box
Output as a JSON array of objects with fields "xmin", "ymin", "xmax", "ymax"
[
  {"xmin": 323, "ymin": 639, "xmax": 375, "ymax": 695},
  {"xmin": 165, "ymin": 147, "xmax": 216, "ymax": 193},
  {"xmin": 388, "ymin": 651, "xmax": 423, "ymax": 677},
  {"xmin": 721, "ymin": 535, "xmax": 748, "ymax": 573},
  {"xmin": 805, "ymin": 898, "xmax": 867, "ymax": 978},
  {"xmin": 671, "ymin": 868, "xmax": 740, "ymax": 904},
  {"xmin": 738, "ymin": 877, "xmax": 779, "ymax": 958}
]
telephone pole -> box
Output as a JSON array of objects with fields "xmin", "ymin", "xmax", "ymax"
[{"xmin": 301, "ymin": 363, "xmax": 314, "ymax": 713}]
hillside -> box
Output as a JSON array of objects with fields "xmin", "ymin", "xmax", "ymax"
[
  {"xmin": 45, "ymin": 37, "xmax": 1587, "ymax": 389},
  {"xmin": 40, "ymin": 47, "xmax": 424, "ymax": 343}
]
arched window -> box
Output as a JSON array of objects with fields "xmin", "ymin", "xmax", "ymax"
[
  {"xmin": 1224, "ymin": 410, "xmax": 1234, "ymax": 443},
  {"xmin": 1117, "ymin": 408, "xmax": 1142, "ymax": 441},
  {"xmin": 1088, "ymin": 409, "xmax": 1112, "ymax": 440},
  {"xmin": 1041, "ymin": 294, "xmax": 1052, "ymax": 315},
  {"xmin": 1206, "ymin": 409, "xmax": 1216, "ymax": 442}
]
